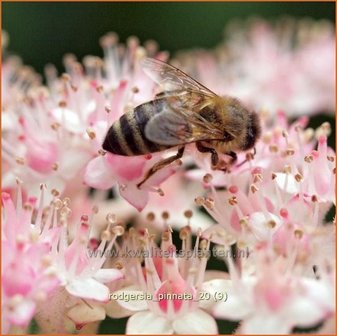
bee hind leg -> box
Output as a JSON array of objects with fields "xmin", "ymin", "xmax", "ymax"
[{"xmin": 137, "ymin": 146, "xmax": 185, "ymax": 189}]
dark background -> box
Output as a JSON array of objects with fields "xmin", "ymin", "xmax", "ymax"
[
  {"xmin": 2, "ymin": 2, "xmax": 335, "ymax": 74},
  {"xmin": 3, "ymin": 2, "xmax": 335, "ymax": 334}
]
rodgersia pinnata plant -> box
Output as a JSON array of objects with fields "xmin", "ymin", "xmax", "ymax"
[{"xmin": 1, "ymin": 16, "xmax": 335, "ymax": 335}]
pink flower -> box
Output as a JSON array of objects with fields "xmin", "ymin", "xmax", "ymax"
[
  {"xmin": 1, "ymin": 189, "xmax": 59, "ymax": 333},
  {"xmin": 107, "ymin": 227, "xmax": 225, "ymax": 334},
  {"xmin": 210, "ymin": 248, "xmax": 335, "ymax": 334},
  {"xmin": 174, "ymin": 18, "xmax": 335, "ymax": 116},
  {"xmin": 1, "ymin": 183, "xmax": 124, "ymax": 333},
  {"xmin": 84, "ymin": 151, "xmax": 179, "ymax": 211}
]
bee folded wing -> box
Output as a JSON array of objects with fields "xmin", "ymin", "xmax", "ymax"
[
  {"xmin": 145, "ymin": 106, "xmax": 225, "ymax": 146},
  {"xmin": 145, "ymin": 109, "xmax": 193, "ymax": 145}
]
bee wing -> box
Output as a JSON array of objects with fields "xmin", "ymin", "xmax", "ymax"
[
  {"xmin": 145, "ymin": 97, "xmax": 225, "ymax": 146},
  {"xmin": 142, "ymin": 58, "xmax": 227, "ymax": 145},
  {"xmin": 141, "ymin": 57, "xmax": 218, "ymax": 97}
]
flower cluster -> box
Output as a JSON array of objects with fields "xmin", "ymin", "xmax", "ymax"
[
  {"xmin": 1, "ymin": 17, "xmax": 335, "ymax": 335},
  {"xmin": 2, "ymin": 183, "xmax": 124, "ymax": 333},
  {"xmin": 174, "ymin": 17, "xmax": 335, "ymax": 116}
]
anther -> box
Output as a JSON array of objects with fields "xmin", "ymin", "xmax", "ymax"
[
  {"xmin": 239, "ymin": 217, "xmax": 249, "ymax": 227},
  {"xmin": 114, "ymin": 262, "xmax": 124, "ymax": 270},
  {"xmin": 63, "ymin": 197, "xmax": 71, "ymax": 206},
  {"xmin": 281, "ymin": 130, "xmax": 289, "ymax": 138},
  {"xmin": 295, "ymin": 173, "xmax": 303, "ymax": 182},
  {"xmin": 61, "ymin": 74, "xmax": 71, "ymax": 82},
  {"xmin": 162, "ymin": 211, "xmax": 169, "ymax": 221},
  {"xmin": 96, "ymin": 86, "xmax": 104, "ymax": 94},
  {"xmin": 286, "ymin": 147, "xmax": 295, "ymax": 156},
  {"xmin": 16, "ymin": 157, "xmax": 25, "ymax": 165},
  {"xmin": 269, "ymin": 144, "xmax": 278, "ymax": 153},
  {"xmin": 204, "ymin": 198, "xmax": 214, "ymax": 209},
  {"xmin": 58, "ymin": 100, "xmax": 67, "ymax": 108},
  {"xmin": 271, "ymin": 172, "xmax": 277, "ymax": 180},
  {"xmin": 51, "ymin": 189, "xmax": 60, "ymax": 197},
  {"xmin": 106, "ymin": 213, "xmax": 116, "ymax": 224},
  {"xmin": 184, "ymin": 210, "xmax": 193, "ymax": 219},
  {"xmin": 246, "ymin": 152, "xmax": 254, "ymax": 161},
  {"xmin": 294, "ymin": 229, "xmax": 303, "ymax": 239},
  {"xmin": 250, "ymin": 184, "xmax": 259, "ymax": 193},
  {"xmin": 92, "ymin": 205, "xmax": 99, "ymax": 214},
  {"xmin": 52, "ymin": 163, "xmax": 59, "ymax": 171},
  {"xmin": 203, "ymin": 173, "xmax": 213, "ymax": 184},
  {"xmin": 194, "ymin": 196, "xmax": 205, "ymax": 206},
  {"xmin": 228, "ymin": 196, "xmax": 237, "ymax": 206},
  {"xmin": 51, "ymin": 122, "xmax": 61, "ymax": 131},
  {"xmin": 304, "ymin": 155, "xmax": 313, "ymax": 163},
  {"xmin": 111, "ymin": 225, "xmax": 124, "ymax": 236},
  {"xmin": 86, "ymin": 128, "xmax": 96, "ymax": 140},
  {"xmin": 267, "ymin": 220, "xmax": 276, "ymax": 229},
  {"xmin": 98, "ymin": 149, "xmax": 107, "ymax": 156},
  {"xmin": 157, "ymin": 188, "xmax": 165, "ymax": 196},
  {"xmin": 327, "ymin": 156, "xmax": 335, "ymax": 162},
  {"xmin": 105, "ymin": 106, "xmax": 111, "ymax": 113},
  {"xmin": 253, "ymin": 174, "xmax": 263, "ymax": 183},
  {"xmin": 53, "ymin": 199, "xmax": 63, "ymax": 210},
  {"xmin": 146, "ymin": 212, "xmax": 155, "ymax": 221}
]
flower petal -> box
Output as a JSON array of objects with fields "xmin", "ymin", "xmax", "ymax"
[
  {"xmin": 66, "ymin": 278, "xmax": 110, "ymax": 302},
  {"xmin": 84, "ymin": 156, "xmax": 116, "ymax": 190},
  {"xmin": 93, "ymin": 269, "xmax": 124, "ymax": 283},
  {"xmin": 241, "ymin": 314, "xmax": 290, "ymax": 334},
  {"xmin": 112, "ymin": 286, "xmax": 148, "ymax": 311},
  {"xmin": 173, "ymin": 309, "xmax": 218, "ymax": 334},
  {"xmin": 126, "ymin": 311, "xmax": 173, "ymax": 334},
  {"xmin": 212, "ymin": 280, "xmax": 252, "ymax": 320},
  {"xmin": 287, "ymin": 296, "xmax": 326, "ymax": 327},
  {"xmin": 275, "ymin": 173, "xmax": 299, "ymax": 194},
  {"xmin": 119, "ymin": 183, "xmax": 149, "ymax": 212}
]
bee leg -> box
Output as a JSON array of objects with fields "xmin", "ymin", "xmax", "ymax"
[
  {"xmin": 137, "ymin": 146, "xmax": 185, "ymax": 189},
  {"xmin": 226, "ymin": 151, "xmax": 237, "ymax": 165},
  {"xmin": 196, "ymin": 142, "xmax": 219, "ymax": 167}
]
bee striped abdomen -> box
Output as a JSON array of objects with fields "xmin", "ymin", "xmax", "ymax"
[{"xmin": 102, "ymin": 101, "xmax": 167, "ymax": 156}]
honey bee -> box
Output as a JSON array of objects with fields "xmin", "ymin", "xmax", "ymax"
[{"xmin": 102, "ymin": 58, "xmax": 261, "ymax": 188}]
